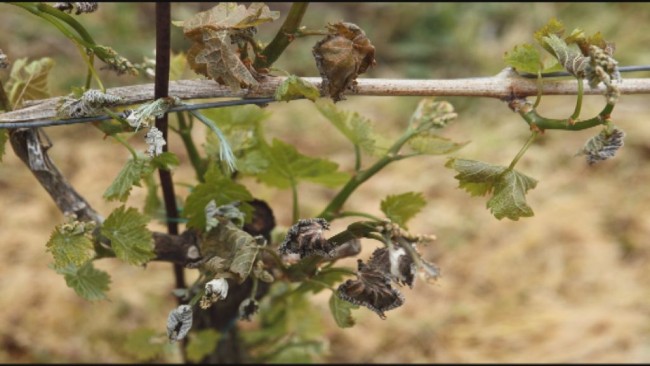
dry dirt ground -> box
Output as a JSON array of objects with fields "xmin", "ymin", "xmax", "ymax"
[{"xmin": 1, "ymin": 93, "xmax": 649, "ymax": 362}]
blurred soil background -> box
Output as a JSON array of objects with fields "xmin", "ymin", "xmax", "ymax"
[{"xmin": 1, "ymin": 2, "xmax": 650, "ymax": 363}]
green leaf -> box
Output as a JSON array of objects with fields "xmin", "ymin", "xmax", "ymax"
[
  {"xmin": 534, "ymin": 17, "xmax": 565, "ymax": 55},
  {"xmin": 408, "ymin": 133, "xmax": 468, "ymax": 155},
  {"xmin": 5, "ymin": 57, "xmax": 54, "ymax": 108},
  {"xmin": 487, "ymin": 169, "xmax": 538, "ymax": 220},
  {"xmin": 122, "ymin": 328, "xmax": 166, "ymax": 362},
  {"xmin": 184, "ymin": 163, "xmax": 253, "ymax": 230},
  {"xmin": 101, "ymin": 206, "xmax": 155, "ymax": 265},
  {"xmin": 237, "ymin": 150, "xmax": 269, "ymax": 175},
  {"xmin": 504, "ymin": 43, "xmax": 542, "ymax": 74},
  {"xmin": 445, "ymin": 158, "xmax": 506, "ymax": 197},
  {"xmin": 329, "ymin": 292, "xmax": 358, "ymax": 328},
  {"xmin": 267, "ymin": 340, "xmax": 324, "ymax": 364},
  {"xmin": 203, "ymin": 104, "xmax": 270, "ymax": 154},
  {"xmin": 445, "ymin": 158, "xmax": 538, "ymax": 221},
  {"xmin": 315, "ymin": 99, "xmax": 376, "ymax": 154},
  {"xmin": 294, "ymin": 267, "xmax": 351, "ymax": 295},
  {"xmin": 257, "ymin": 138, "xmax": 350, "ymax": 189},
  {"xmin": 0, "ymin": 129, "xmax": 7, "ymax": 162},
  {"xmin": 409, "ymin": 98, "xmax": 458, "ymax": 131},
  {"xmin": 142, "ymin": 174, "xmax": 163, "ymax": 219},
  {"xmin": 56, "ymin": 262, "xmax": 111, "ymax": 301},
  {"xmin": 103, "ymin": 158, "xmax": 151, "ymax": 202},
  {"xmin": 275, "ymin": 75, "xmax": 320, "ymax": 102},
  {"xmin": 187, "ymin": 329, "xmax": 220, "ymax": 363},
  {"xmin": 170, "ymin": 52, "xmax": 188, "ymax": 81},
  {"xmin": 380, "ymin": 192, "xmax": 427, "ymax": 229},
  {"xmin": 150, "ymin": 152, "xmax": 179, "ymax": 171},
  {"xmin": 46, "ymin": 228, "xmax": 95, "ymax": 270}
]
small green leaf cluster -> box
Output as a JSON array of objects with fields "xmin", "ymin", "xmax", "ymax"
[
  {"xmin": 445, "ymin": 158, "xmax": 538, "ymax": 220},
  {"xmin": 45, "ymin": 206, "xmax": 154, "ymax": 301}
]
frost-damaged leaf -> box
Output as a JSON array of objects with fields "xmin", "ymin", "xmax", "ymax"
[
  {"xmin": 542, "ymin": 34, "xmax": 588, "ymax": 78},
  {"xmin": 408, "ymin": 133, "xmax": 468, "ymax": 155},
  {"xmin": 239, "ymin": 298, "xmax": 260, "ymax": 321},
  {"xmin": 187, "ymin": 329, "xmax": 220, "ymax": 363},
  {"xmin": 58, "ymin": 89, "xmax": 123, "ymax": 119},
  {"xmin": 258, "ymin": 139, "xmax": 350, "ymax": 189},
  {"xmin": 578, "ymin": 127, "xmax": 625, "ymax": 165},
  {"xmin": 103, "ymin": 158, "xmax": 151, "ymax": 202},
  {"xmin": 368, "ymin": 246, "xmax": 416, "ymax": 288},
  {"xmin": 53, "ymin": 2, "xmax": 99, "ymax": 15},
  {"xmin": 0, "ymin": 130, "xmax": 8, "ymax": 162},
  {"xmin": 101, "ymin": 205, "xmax": 155, "ymax": 265},
  {"xmin": 504, "ymin": 43, "xmax": 542, "ymax": 74},
  {"xmin": 184, "ymin": 163, "xmax": 253, "ymax": 230},
  {"xmin": 279, "ymin": 218, "xmax": 339, "ymax": 259},
  {"xmin": 445, "ymin": 158, "xmax": 537, "ymax": 221},
  {"xmin": 46, "ymin": 227, "xmax": 95, "ymax": 270},
  {"xmin": 5, "ymin": 57, "xmax": 54, "ymax": 108},
  {"xmin": 56, "ymin": 262, "xmax": 111, "ymax": 301},
  {"xmin": 329, "ymin": 291, "xmax": 358, "ymax": 328},
  {"xmin": 487, "ymin": 169, "xmax": 537, "ymax": 220},
  {"xmin": 190, "ymin": 28, "xmax": 258, "ymax": 91},
  {"xmin": 380, "ymin": 192, "xmax": 426, "ymax": 230},
  {"xmin": 177, "ymin": 3, "xmax": 279, "ymax": 91},
  {"xmin": 167, "ymin": 305, "xmax": 193, "ymax": 342},
  {"xmin": 122, "ymin": 328, "xmax": 166, "ymax": 362},
  {"xmin": 409, "ymin": 98, "xmax": 458, "ymax": 130},
  {"xmin": 200, "ymin": 219, "xmax": 259, "ymax": 283},
  {"xmin": 315, "ymin": 99, "xmax": 377, "ymax": 154},
  {"xmin": 337, "ymin": 259, "xmax": 404, "ymax": 320},
  {"xmin": 275, "ymin": 75, "xmax": 321, "ymax": 102},
  {"xmin": 313, "ymin": 22, "xmax": 376, "ymax": 102}
]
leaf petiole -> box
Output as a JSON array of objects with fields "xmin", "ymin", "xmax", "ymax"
[{"xmin": 508, "ymin": 131, "xmax": 539, "ymax": 170}]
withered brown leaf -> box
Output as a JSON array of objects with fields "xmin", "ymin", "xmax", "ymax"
[
  {"xmin": 313, "ymin": 22, "xmax": 376, "ymax": 102},
  {"xmin": 337, "ymin": 259, "xmax": 404, "ymax": 319},
  {"xmin": 279, "ymin": 218, "xmax": 337, "ymax": 259},
  {"xmin": 367, "ymin": 246, "xmax": 416, "ymax": 288},
  {"xmin": 177, "ymin": 3, "xmax": 279, "ymax": 91}
]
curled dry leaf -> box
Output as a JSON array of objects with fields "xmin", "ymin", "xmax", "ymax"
[
  {"xmin": 238, "ymin": 298, "xmax": 259, "ymax": 321},
  {"xmin": 167, "ymin": 305, "xmax": 193, "ymax": 342},
  {"xmin": 337, "ymin": 259, "xmax": 404, "ymax": 320},
  {"xmin": 279, "ymin": 218, "xmax": 343, "ymax": 259},
  {"xmin": 367, "ymin": 246, "xmax": 417, "ymax": 288},
  {"xmin": 178, "ymin": 3, "xmax": 279, "ymax": 91},
  {"xmin": 313, "ymin": 22, "xmax": 376, "ymax": 102}
]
